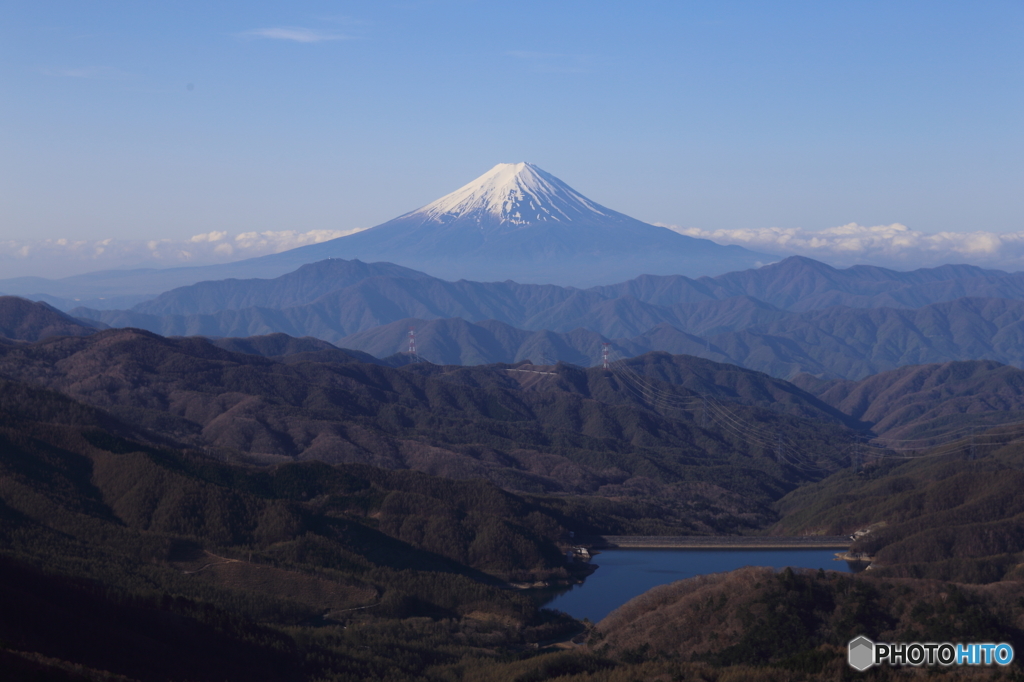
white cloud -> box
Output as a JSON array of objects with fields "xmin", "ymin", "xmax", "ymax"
[
  {"xmin": 233, "ymin": 229, "xmax": 352, "ymax": 251},
  {"xmin": 0, "ymin": 228, "xmax": 367, "ymax": 279},
  {"xmin": 10, "ymin": 222, "xmax": 1024, "ymax": 280},
  {"xmin": 658, "ymin": 222, "xmax": 1024, "ymax": 271},
  {"xmin": 189, "ymin": 231, "xmax": 228, "ymax": 243},
  {"xmin": 244, "ymin": 27, "xmax": 349, "ymax": 43}
]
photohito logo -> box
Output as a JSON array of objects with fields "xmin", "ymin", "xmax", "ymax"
[
  {"xmin": 848, "ymin": 636, "xmax": 875, "ymax": 671},
  {"xmin": 848, "ymin": 636, "xmax": 1014, "ymax": 670}
]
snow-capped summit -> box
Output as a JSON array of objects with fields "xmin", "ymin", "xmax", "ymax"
[
  {"xmin": 254, "ymin": 163, "xmax": 772, "ymax": 285},
  {"xmin": 411, "ymin": 162, "xmax": 610, "ymax": 227}
]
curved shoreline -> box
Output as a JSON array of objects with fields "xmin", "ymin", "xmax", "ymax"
[{"xmin": 588, "ymin": 535, "xmax": 852, "ymax": 549}]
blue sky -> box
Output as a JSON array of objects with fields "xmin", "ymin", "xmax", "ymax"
[{"xmin": 1, "ymin": 1, "xmax": 1022, "ymax": 275}]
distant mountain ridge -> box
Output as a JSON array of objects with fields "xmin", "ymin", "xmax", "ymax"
[
  {"xmin": 68, "ymin": 295, "xmax": 1024, "ymax": 382},
  {"xmin": 133, "ymin": 259, "xmax": 431, "ymax": 316},
  {"xmin": 63, "ymin": 256, "xmax": 1024, "ymax": 380},
  {"xmin": 328, "ymin": 298, "xmax": 1024, "ymax": 381},
  {"xmin": 111, "ymin": 255, "xmax": 1024, "ymax": 313},
  {"xmin": 8, "ymin": 293, "xmax": 1024, "ymax": 447}
]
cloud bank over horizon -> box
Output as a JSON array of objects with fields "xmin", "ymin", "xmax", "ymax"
[
  {"xmin": 6, "ymin": 222, "xmax": 1024, "ymax": 281},
  {"xmin": 661, "ymin": 223, "xmax": 1024, "ymax": 272},
  {"xmin": 0, "ymin": 228, "xmax": 365, "ymax": 279}
]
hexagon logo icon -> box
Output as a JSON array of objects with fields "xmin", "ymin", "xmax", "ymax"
[{"xmin": 848, "ymin": 636, "xmax": 875, "ymax": 671}]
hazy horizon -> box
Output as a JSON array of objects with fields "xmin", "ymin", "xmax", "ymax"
[{"xmin": 2, "ymin": 2, "xmax": 1021, "ymax": 279}]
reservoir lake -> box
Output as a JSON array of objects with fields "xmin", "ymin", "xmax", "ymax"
[{"xmin": 543, "ymin": 548, "xmax": 855, "ymax": 623}]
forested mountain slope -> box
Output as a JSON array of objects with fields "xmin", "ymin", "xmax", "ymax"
[
  {"xmin": 5, "ymin": 314, "xmax": 1024, "ymax": 679},
  {"xmin": 793, "ymin": 360, "xmax": 1024, "ymax": 441},
  {"xmin": 0, "ymin": 296, "xmax": 102, "ymax": 341},
  {"xmin": 0, "ymin": 328, "xmax": 864, "ymax": 533},
  {"xmin": 335, "ymin": 297, "xmax": 1024, "ymax": 381},
  {"xmin": 0, "ymin": 378, "xmax": 598, "ymax": 679}
]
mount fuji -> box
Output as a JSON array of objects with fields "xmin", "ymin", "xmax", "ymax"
[
  {"xmin": 250, "ymin": 162, "xmax": 773, "ymax": 285},
  {"xmin": 0, "ymin": 163, "xmax": 774, "ymax": 300}
]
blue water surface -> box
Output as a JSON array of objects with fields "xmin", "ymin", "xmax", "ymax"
[{"xmin": 544, "ymin": 548, "xmax": 853, "ymax": 623}]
